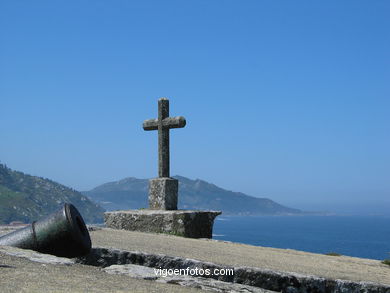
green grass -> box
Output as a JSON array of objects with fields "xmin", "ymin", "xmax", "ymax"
[
  {"xmin": 325, "ymin": 252, "xmax": 342, "ymax": 256},
  {"xmin": 382, "ymin": 259, "xmax": 390, "ymax": 266}
]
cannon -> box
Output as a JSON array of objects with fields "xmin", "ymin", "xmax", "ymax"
[{"xmin": 0, "ymin": 203, "xmax": 92, "ymax": 257}]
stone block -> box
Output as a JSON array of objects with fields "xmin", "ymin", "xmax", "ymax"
[
  {"xmin": 149, "ymin": 177, "xmax": 178, "ymax": 210},
  {"xmin": 104, "ymin": 210, "xmax": 221, "ymax": 238}
]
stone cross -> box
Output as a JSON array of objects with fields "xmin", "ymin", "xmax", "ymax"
[
  {"xmin": 143, "ymin": 98, "xmax": 186, "ymax": 178},
  {"xmin": 143, "ymin": 98, "xmax": 186, "ymax": 210}
]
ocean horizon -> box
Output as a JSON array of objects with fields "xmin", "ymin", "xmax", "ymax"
[{"xmin": 212, "ymin": 215, "xmax": 390, "ymax": 260}]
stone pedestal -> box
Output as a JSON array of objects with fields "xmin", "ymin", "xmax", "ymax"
[
  {"xmin": 149, "ymin": 177, "xmax": 178, "ymax": 210},
  {"xmin": 104, "ymin": 210, "xmax": 221, "ymax": 238}
]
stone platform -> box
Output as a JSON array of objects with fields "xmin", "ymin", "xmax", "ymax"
[
  {"xmin": 1, "ymin": 226, "xmax": 390, "ymax": 292},
  {"xmin": 104, "ymin": 210, "xmax": 221, "ymax": 238}
]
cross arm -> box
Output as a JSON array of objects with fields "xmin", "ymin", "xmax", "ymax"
[{"xmin": 143, "ymin": 116, "xmax": 186, "ymax": 131}]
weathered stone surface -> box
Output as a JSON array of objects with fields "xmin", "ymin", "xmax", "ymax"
[
  {"xmin": 137, "ymin": 98, "xmax": 220, "ymax": 239},
  {"xmin": 105, "ymin": 264, "xmax": 159, "ymax": 280},
  {"xmin": 143, "ymin": 98, "xmax": 186, "ymax": 179},
  {"xmin": 0, "ymin": 247, "xmax": 197, "ymax": 293},
  {"xmin": 2, "ymin": 228, "xmax": 390, "ymax": 293},
  {"xmin": 104, "ymin": 210, "xmax": 221, "ymax": 238},
  {"xmin": 149, "ymin": 177, "xmax": 178, "ymax": 210},
  {"xmin": 143, "ymin": 116, "xmax": 186, "ymax": 131},
  {"xmin": 104, "ymin": 263, "xmax": 276, "ymax": 292},
  {"xmin": 78, "ymin": 247, "xmax": 390, "ymax": 293}
]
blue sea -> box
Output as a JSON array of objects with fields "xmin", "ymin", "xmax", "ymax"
[{"xmin": 212, "ymin": 215, "xmax": 390, "ymax": 260}]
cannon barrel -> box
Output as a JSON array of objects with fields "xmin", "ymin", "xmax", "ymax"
[{"xmin": 0, "ymin": 203, "xmax": 91, "ymax": 258}]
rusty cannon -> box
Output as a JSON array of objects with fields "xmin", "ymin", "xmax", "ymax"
[{"xmin": 0, "ymin": 203, "xmax": 92, "ymax": 257}]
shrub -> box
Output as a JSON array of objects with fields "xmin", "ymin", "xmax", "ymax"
[
  {"xmin": 382, "ymin": 259, "xmax": 390, "ymax": 266},
  {"xmin": 325, "ymin": 252, "xmax": 342, "ymax": 256}
]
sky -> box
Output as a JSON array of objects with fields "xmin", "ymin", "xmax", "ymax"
[{"xmin": 0, "ymin": 1, "xmax": 389, "ymax": 215}]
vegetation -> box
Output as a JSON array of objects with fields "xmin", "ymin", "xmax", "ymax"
[
  {"xmin": 382, "ymin": 259, "xmax": 390, "ymax": 266},
  {"xmin": 325, "ymin": 252, "xmax": 342, "ymax": 256},
  {"xmin": 0, "ymin": 163, "xmax": 104, "ymax": 224}
]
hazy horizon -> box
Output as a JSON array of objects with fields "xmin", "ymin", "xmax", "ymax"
[{"xmin": 1, "ymin": 1, "xmax": 389, "ymax": 216}]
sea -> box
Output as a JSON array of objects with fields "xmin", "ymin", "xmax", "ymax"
[{"xmin": 212, "ymin": 215, "xmax": 390, "ymax": 260}]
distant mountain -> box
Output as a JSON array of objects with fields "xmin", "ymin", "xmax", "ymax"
[
  {"xmin": 0, "ymin": 163, "xmax": 104, "ymax": 224},
  {"xmin": 84, "ymin": 175, "xmax": 301, "ymax": 215}
]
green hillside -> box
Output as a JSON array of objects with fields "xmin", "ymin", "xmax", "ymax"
[{"xmin": 0, "ymin": 163, "xmax": 104, "ymax": 224}]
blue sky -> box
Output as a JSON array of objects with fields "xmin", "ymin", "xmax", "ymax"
[{"xmin": 1, "ymin": 1, "xmax": 389, "ymax": 214}]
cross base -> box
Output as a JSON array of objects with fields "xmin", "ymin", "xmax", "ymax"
[
  {"xmin": 104, "ymin": 210, "xmax": 221, "ymax": 238},
  {"xmin": 149, "ymin": 177, "xmax": 178, "ymax": 210}
]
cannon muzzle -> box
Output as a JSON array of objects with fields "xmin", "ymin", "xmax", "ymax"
[{"xmin": 0, "ymin": 203, "xmax": 92, "ymax": 257}]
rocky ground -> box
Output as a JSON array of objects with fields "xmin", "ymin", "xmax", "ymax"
[
  {"xmin": 0, "ymin": 246, "xmax": 202, "ymax": 293},
  {"xmin": 1, "ymin": 225, "xmax": 390, "ymax": 292}
]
